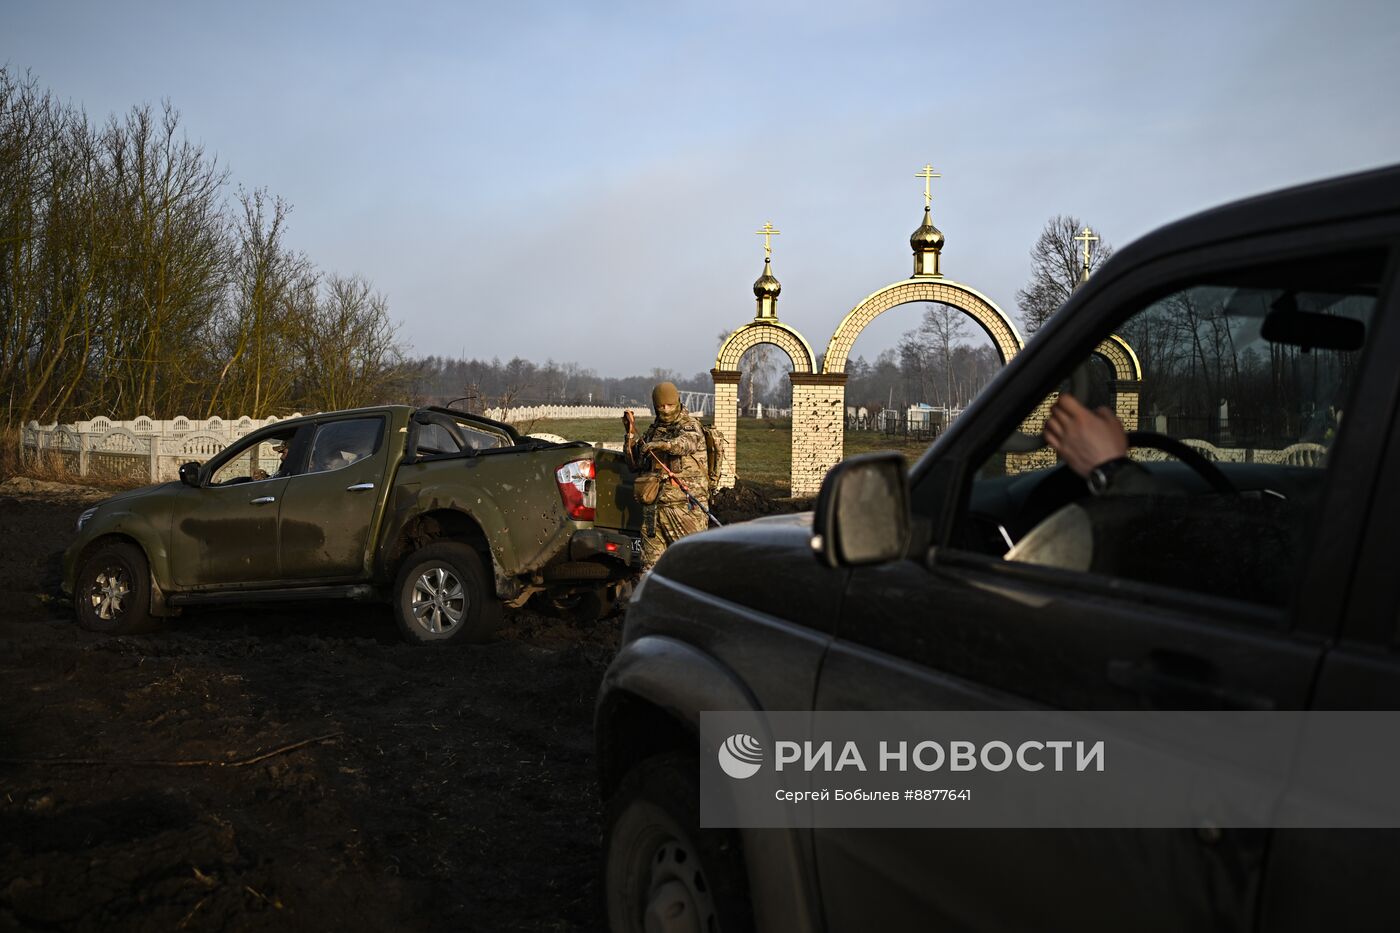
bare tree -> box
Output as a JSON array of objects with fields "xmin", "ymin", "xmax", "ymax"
[
  {"xmin": 95, "ymin": 101, "xmax": 229, "ymax": 416},
  {"xmin": 919, "ymin": 303, "xmax": 971, "ymax": 408},
  {"xmin": 0, "ymin": 68, "xmax": 417, "ymax": 426},
  {"xmin": 208, "ymin": 187, "xmax": 312, "ymax": 416},
  {"xmin": 1016, "ymin": 215, "xmax": 1112, "ymax": 335},
  {"xmin": 291, "ymin": 274, "xmax": 406, "ymax": 411},
  {"xmin": 738, "ymin": 344, "xmax": 778, "ymax": 412},
  {"xmin": 0, "ymin": 70, "xmax": 111, "ymax": 424}
]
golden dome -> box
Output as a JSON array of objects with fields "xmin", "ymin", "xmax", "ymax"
[
  {"xmin": 910, "ymin": 206, "xmax": 944, "ymax": 252},
  {"xmin": 753, "ymin": 257, "xmax": 781, "ymax": 299}
]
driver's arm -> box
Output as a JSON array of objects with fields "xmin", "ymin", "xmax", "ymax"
[
  {"xmin": 1044, "ymin": 393, "xmax": 1127, "ymax": 477},
  {"xmin": 1044, "ymin": 394, "xmax": 1158, "ymax": 496}
]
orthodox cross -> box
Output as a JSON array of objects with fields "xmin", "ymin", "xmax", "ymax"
[
  {"xmin": 755, "ymin": 222, "xmax": 780, "ymax": 258},
  {"xmin": 916, "ymin": 164, "xmax": 942, "ymax": 208},
  {"xmin": 1075, "ymin": 226, "xmax": 1100, "ymax": 268}
]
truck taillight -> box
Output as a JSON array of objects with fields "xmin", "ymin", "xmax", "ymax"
[{"xmin": 555, "ymin": 459, "xmax": 596, "ymax": 521}]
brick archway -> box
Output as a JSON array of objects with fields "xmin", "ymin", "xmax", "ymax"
[
  {"xmin": 1094, "ymin": 333, "xmax": 1142, "ymax": 383},
  {"xmin": 711, "ymin": 321, "xmax": 816, "ymax": 491},
  {"xmin": 707, "ymin": 263, "xmax": 1142, "ymax": 497},
  {"xmin": 786, "ymin": 278, "xmax": 1023, "ymax": 496},
  {"xmin": 716, "ymin": 321, "xmax": 815, "ymax": 373},
  {"xmin": 1094, "ymin": 332, "xmax": 1143, "ymax": 431},
  {"xmin": 821, "ymin": 278, "xmax": 1023, "ymax": 374}
]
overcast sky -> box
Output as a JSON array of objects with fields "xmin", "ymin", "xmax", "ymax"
[{"xmin": 7, "ymin": 0, "xmax": 1399, "ymax": 378}]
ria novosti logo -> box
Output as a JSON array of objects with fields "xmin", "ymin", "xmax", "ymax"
[{"xmin": 718, "ymin": 733, "xmax": 764, "ymax": 779}]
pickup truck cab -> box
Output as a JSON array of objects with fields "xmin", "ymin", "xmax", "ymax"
[
  {"xmin": 65, "ymin": 405, "xmax": 641, "ymax": 644},
  {"xmin": 596, "ymin": 164, "xmax": 1400, "ymax": 932}
]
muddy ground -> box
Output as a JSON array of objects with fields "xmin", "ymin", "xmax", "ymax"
[{"xmin": 0, "ymin": 480, "xmax": 798, "ymax": 932}]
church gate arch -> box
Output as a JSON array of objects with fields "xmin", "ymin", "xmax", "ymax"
[{"xmin": 712, "ymin": 320, "xmax": 817, "ymax": 492}]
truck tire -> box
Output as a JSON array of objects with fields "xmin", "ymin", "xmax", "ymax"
[
  {"xmin": 603, "ymin": 753, "xmax": 752, "ymax": 933},
  {"xmin": 75, "ymin": 542, "xmax": 157, "ymax": 635},
  {"xmin": 393, "ymin": 542, "xmax": 502, "ymax": 646}
]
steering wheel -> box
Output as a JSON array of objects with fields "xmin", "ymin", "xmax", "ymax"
[
  {"xmin": 1124, "ymin": 431, "xmax": 1236, "ymax": 495},
  {"xmin": 1003, "ymin": 356, "xmax": 1237, "ymax": 492}
]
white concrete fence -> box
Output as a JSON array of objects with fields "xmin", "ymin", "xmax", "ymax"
[
  {"xmin": 21, "ymin": 409, "xmax": 1330, "ymax": 487},
  {"xmin": 21, "ymin": 414, "xmax": 303, "ymax": 483},
  {"xmin": 20, "ymin": 407, "xmax": 626, "ymax": 482}
]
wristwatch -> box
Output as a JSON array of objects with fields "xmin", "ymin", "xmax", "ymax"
[{"xmin": 1087, "ymin": 457, "xmax": 1135, "ymax": 496}]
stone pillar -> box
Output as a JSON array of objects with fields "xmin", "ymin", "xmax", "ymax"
[
  {"xmin": 711, "ymin": 369, "xmax": 741, "ymax": 490},
  {"xmin": 789, "ymin": 372, "xmax": 848, "ymax": 498},
  {"xmin": 1005, "ymin": 394, "xmax": 1060, "ymax": 475},
  {"xmin": 1111, "ymin": 381, "xmax": 1141, "ymax": 431}
]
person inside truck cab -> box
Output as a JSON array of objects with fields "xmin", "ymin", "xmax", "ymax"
[
  {"xmin": 271, "ymin": 440, "xmax": 292, "ymax": 477},
  {"xmin": 252, "ymin": 437, "xmax": 295, "ymax": 481}
]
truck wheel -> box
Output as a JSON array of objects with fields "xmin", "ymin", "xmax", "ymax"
[
  {"xmin": 603, "ymin": 753, "xmax": 752, "ymax": 933},
  {"xmin": 393, "ymin": 542, "xmax": 501, "ymax": 645},
  {"xmin": 75, "ymin": 542, "xmax": 157, "ymax": 635}
]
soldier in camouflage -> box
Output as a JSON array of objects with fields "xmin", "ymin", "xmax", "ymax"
[{"xmin": 623, "ymin": 382, "xmax": 710, "ymax": 571}]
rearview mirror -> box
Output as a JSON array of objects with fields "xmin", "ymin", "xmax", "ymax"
[
  {"xmin": 812, "ymin": 452, "xmax": 911, "ymax": 568},
  {"xmin": 178, "ymin": 461, "xmax": 202, "ymax": 488},
  {"xmin": 1261, "ymin": 308, "xmax": 1365, "ymax": 352}
]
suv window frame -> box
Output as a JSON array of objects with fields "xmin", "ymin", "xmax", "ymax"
[
  {"xmin": 914, "ymin": 221, "xmax": 1400, "ymax": 638},
  {"xmin": 201, "ymin": 424, "xmax": 308, "ymax": 486},
  {"xmin": 302, "ymin": 415, "xmax": 388, "ymax": 476}
]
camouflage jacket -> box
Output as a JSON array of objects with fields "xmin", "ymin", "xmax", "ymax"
[{"xmin": 626, "ymin": 408, "xmax": 708, "ymax": 505}]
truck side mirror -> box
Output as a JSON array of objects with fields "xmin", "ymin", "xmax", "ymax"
[
  {"xmin": 812, "ymin": 452, "xmax": 911, "ymax": 568},
  {"xmin": 178, "ymin": 461, "xmax": 202, "ymax": 488}
]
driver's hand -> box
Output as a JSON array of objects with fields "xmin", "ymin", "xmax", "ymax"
[{"xmin": 1044, "ymin": 393, "xmax": 1128, "ymax": 478}]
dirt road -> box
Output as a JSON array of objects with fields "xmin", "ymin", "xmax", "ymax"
[{"xmin": 0, "ymin": 482, "xmax": 621, "ymax": 931}]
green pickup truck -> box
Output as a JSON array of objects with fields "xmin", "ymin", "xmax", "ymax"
[{"xmin": 62, "ymin": 405, "xmax": 642, "ymax": 644}]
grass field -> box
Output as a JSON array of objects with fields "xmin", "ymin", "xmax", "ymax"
[{"xmin": 523, "ymin": 415, "xmax": 935, "ymax": 498}]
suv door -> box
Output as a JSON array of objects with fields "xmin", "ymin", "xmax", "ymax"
[
  {"xmin": 169, "ymin": 431, "xmax": 297, "ymax": 587},
  {"xmin": 276, "ymin": 415, "xmax": 392, "ymax": 581},
  {"xmin": 1258, "ymin": 379, "xmax": 1400, "ymax": 933},
  {"xmin": 813, "ymin": 239, "xmax": 1398, "ymax": 931}
]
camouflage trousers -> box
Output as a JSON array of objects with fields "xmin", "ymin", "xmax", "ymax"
[{"xmin": 639, "ymin": 501, "xmax": 709, "ymax": 571}]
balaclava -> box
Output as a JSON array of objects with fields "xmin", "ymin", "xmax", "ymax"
[{"xmin": 652, "ymin": 382, "xmax": 681, "ymax": 424}]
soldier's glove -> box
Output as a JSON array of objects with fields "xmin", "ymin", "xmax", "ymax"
[{"xmin": 622, "ymin": 410, "xmax": 635, "ymax": 434}]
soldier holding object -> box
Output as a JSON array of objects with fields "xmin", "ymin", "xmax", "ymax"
[{"xmin": 622, "ymin": 382, "xmax": 710, "ymax": 571}]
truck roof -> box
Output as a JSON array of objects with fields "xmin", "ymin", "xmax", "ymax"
[{"xmin": 1109, "ymin": 162, "xmax": 1400, "ymax": 275}]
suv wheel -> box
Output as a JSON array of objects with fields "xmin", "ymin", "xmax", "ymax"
[
  {"xmin": 393, "ymin": 542, "xmax": 501, "ymax": 645},
  {"xmin": 75, "ymin": 542, "xmax": 156, "ymax": 634},
  {"xmin": 603, "ymin": 753, "xmax": 751, "ymax": 933}
]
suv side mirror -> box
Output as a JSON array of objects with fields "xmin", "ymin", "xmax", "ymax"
[
  {"xmin": 812, "ymin": 452, "xmax": 911, "ymax": 568},
  {"xmin": 179, "ymin": 461, "xmax": 202, "ymax": 488}
]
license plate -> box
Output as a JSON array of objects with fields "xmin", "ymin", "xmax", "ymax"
[{"xmin": 631, "ymin": 537, "xmax": 642, "ymax": 553}]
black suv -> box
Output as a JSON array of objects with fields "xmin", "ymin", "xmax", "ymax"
[{"xmin": 596, "ymin": 164, "xmax": 1400, "ymax": 932}]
